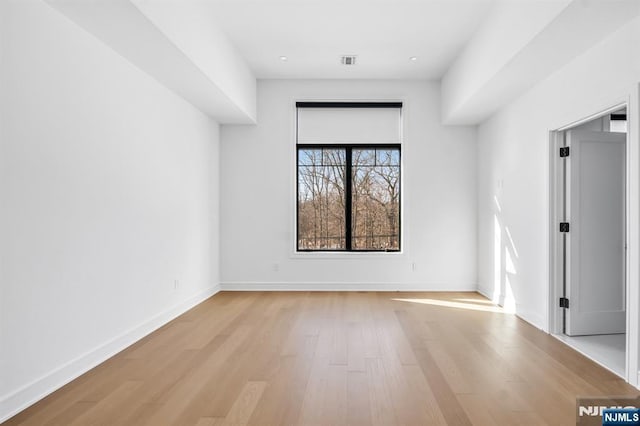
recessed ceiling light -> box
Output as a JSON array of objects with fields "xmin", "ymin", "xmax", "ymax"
[
  {"xmin": 410, "ymin": 56, "xmax": 418, "ymax": 62},
  {"xmin": 341, "ymin": 55, "xmax": 357, "ymax": 65},
  {"xmin": 279, "ymin": 56, "xmax": 288, "ymax": 61}
]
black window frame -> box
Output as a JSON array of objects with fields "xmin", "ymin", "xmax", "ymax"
[{"xmin": 296, "ymin": 143, "xmax": 402, "ymax": 252}]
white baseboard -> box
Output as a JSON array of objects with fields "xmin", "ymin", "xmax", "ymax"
[
  {"xmin": 220, "ymin": 281, "xmax": 478, "ymax": 292},
  {"xmin": 0, "ymin": 284, "xmax": 220, "ymax": 423},
  {"xmin": 515, "ymin": 309, "xmax": 546, "ymax": 332},
  {"xmin": 476, "ymin": 287, "xmax": 546, "ymax": 331},
  {"xmin": 476, "ymin": 287, "xmax": 493, "ymax": 301}
]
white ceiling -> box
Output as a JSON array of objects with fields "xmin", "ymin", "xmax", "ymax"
[
  {"xmin": 50, "ymin": 0, "xmax": 638, "ymax": 124},
  {"xmin": 203, "ymin": 0, "xmax": 496, "ymax": 79}
]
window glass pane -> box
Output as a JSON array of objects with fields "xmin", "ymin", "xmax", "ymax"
[
  {"xmin": 352, "ymin": 148, "xmax": 400, "ymax": 251},
  {"xmin": 352, "ymin": 149, "xmax": 375, "ymax": 166},
  {"xmin": 298, "ymin": 148, "xmax": 346, "ymax": 250},
  {"xmin": 298, "ymin": 149, "xmax": 322, "ymax": 166},
  {"xmin": 376, "ymin": 149, "xmax": 400, "ymax": 166}
]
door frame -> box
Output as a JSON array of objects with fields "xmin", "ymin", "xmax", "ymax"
[{"xmin": 549, "ymin": 100, "xmax": 636, "ymax": 383}]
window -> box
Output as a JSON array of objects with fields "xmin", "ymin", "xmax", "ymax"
[{"xmin": 296, "ymin": 102, "xmax": 402, "ymax": 252}]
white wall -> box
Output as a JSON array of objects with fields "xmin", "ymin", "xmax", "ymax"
[
  {"xmin": 0, "ymin": 0, "xmax": 221, "ymax": 420},
  {"xmin": 477, "ymin": 16, "xmax": 640, "ymax": 333},
  {"xmin": 220, "ymin": 80, "xmax": 477, "ymax": 290}
]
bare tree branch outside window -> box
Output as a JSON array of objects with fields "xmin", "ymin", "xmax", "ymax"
[
  {"xmin": 297, "ymin": 146, "xmax": 400, "ymax": 251},
  {"xmin": 298, "ymin": 148, "xmax": 346, "ymax": 250}
]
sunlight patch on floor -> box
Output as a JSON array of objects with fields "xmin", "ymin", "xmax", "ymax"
[
  {"xmin": 391, "ymin": 298, "xmax": 507, "ymax": 314},
  {"xmin": 453, "ymin": 298, "xmax": 495, "ymax": 305}
]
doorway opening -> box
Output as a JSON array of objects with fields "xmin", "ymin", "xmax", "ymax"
[{"xmin": 549, "ymin": 105, "xmax": 628, "ymax": 378}]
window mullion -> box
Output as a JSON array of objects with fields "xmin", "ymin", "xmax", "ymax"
[{"xmin": 345, "ymin": 147, "xmax": 353, "ymax": 251}]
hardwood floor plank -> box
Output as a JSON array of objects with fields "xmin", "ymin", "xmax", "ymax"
[
  {"xmin": 364, "ymin": 358, "xmax": 396, "ymax": 426},
  {"xmin": 346, "ymin": 371, "xmax": 372, "ymax": 426},
  {"xmin": 321, "ymin": 365, "xmax": 348, "ymax": 424},
  {"xmin": 402, "ymin": 364, "xmax": 448, "ymax": 425},
  {"xmin": 68, "ymin": 380, "xmax": 143, "ymax": 426},
  {"xmin": 221, "ymin": 381, "xmax": 266, "ymax": 426},
  {"xmin": 377, "ymin": 348, "xmax": 431, "ymax": 424},
  {"xmin": 297, "ymin": 354, "xmax": 330, "ymax": 425},
  {"xmin": 6, "ymin": 291, "xmax": 639, "ymax": 426},
  {"xmin": 141, "ymin": 325, "xmax": 254, "ymax": 425},
  {"xmin": 247, "ymin": 354, "xmax": 314, "ymax": 425},
  {"xmin": 456, "ymin": 393, "xmax": 502, "ymax": 426},
  {"xmin": 42, "ymin": 401, "xmax": 95, "ymax": 426},
  {"xmin": 347, "ymin": 322, "xmax": 366, "ymax": 372},
  {"xmin": 194, "ymin": 417, "xmax": 224, "ymax": 426},
  {"xmin": 412, "ymin": 347, "xmax": 473, "ymax": 426}
]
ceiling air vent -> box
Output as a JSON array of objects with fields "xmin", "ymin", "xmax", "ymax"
[{"xmin": 341, "ymin": 55, "xmax": 357, "ymax": 65}]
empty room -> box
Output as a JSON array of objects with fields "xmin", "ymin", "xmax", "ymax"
[{"xmin": 2, "ymin": 0, "xmax": 640, "ymax": 424}]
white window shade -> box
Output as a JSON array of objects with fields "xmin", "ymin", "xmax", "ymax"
[{"xmin": 297, "ymin": 106, "xmax": 401, "ymax": 144}]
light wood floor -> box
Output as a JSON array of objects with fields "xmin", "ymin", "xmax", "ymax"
[{"xmin": 5, "ymin": 291, "xmax": 638, "ymax": 425}]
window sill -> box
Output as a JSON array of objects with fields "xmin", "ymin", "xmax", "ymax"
[{"xmin": 290, "ymin": 250, "xmax": 405, "ymax": 260}]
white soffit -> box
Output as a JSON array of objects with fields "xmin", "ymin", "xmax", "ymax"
[
  {"xmin": 45, "ymin": 0, "xmax": 257, "ymax": 124},
  {"xmin": 203, "ymin": 0, "xmax": 496, "ymax": 80},
  {"xmin": 441, "ymin": 0, "xmax": 640, "ymax": 125}
]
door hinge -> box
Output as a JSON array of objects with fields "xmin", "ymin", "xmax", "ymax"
[
  {"xmin": 559, "ymin": 222, "xmax": 570, "ymax": 232},
  {"xmin": 559, "ymin": 297, "xmax": 570, "ymax": 309},
  {"xmin": 560, "ymin": 147, "xmax": 570, "ymax": 158}
]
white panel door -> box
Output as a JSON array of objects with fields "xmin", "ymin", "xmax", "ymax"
[{"xmin": 565, "ymin": 129, "xmax": 625, "ymax": 336}]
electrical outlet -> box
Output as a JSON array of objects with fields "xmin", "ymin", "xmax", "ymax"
[
  {"xmin": 411, "ymin": 262, "xmax": 417, "ymax": 272},
  {"xmin": 272, "ymin": 263, "xmax": 279, "ymax": 272},
  {"xmin": 174, "ymin": 279, "xmax": 179, "ymax": 290}
]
